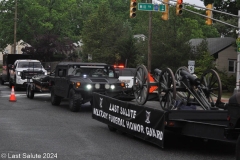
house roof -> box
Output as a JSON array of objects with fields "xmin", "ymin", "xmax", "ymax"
[{"xmin": 189, "ymin": 37, "xmax": 235, "ymax": 55}]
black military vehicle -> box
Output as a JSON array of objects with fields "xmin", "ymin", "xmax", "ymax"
[{"xmin": 50, "ymin": 62, "xmax": 125, "ymax": 112}]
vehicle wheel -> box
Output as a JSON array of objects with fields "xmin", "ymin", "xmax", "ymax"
[
  {"xmin": 158, "ymin": 68, "xmax": 176, "ymax": 110},
  {"xmin": 133, "ymin": 64, "xmax": 150, "ymax": 105},
  {"xmin": 69, "ymin": 88, "xmax": 81, "ymax": 112},
  {"xmin": 9, "ymin": 80, "xmax": 13, "ymax": 88},
  {"xmin": 51, "ymin": 87, "xmax": 61, "ymax": 106},
  {"xmin": 236, "ymin": 135, "xmax": 240, "ymax": 160},
  {"xmin": 14, "ymin": 77, "xmax": 20, "ymax": 91},
  {"xmin": 26, "ymin": 86, "xmax": 30, "ymax": 98},
  {"xmin": 0, "ymin": 78, "xmax": 4, "ymax": 85},
  {"xmin": 108, "ymin": 125, "xmax": 117, "ymax": 132},
  {"xmin": 28, "ymin": 85, "xmax": 34, "ymax": 99}
]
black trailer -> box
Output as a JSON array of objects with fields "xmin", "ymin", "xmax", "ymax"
[
  {"xmin": 20, "ymin": 68, "xmax": 51, "ymax": 99},
  {"xmin": 0, "ymin": 54, "xmax": 32, "ymax": 85},
  {"xmin": 92, "ymin": 92, "xmax": 240, "ymax": 159}
]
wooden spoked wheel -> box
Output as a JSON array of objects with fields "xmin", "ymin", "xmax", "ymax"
[
  {"xmin": 158, "ymin": 68, "xmax": 176, "ymax": 110},
  {"xmin": 175, "ymin": 66, "xmax": 190, "ymax": 87},
  {"xmin": 175, "ymin": 66, "xmax": 190, "ymax": 101},
  {"xmin": 200, "ymin": 69, "xmax": 222, "ymax": 106},
  {"xmin": 133, "ymin": 65, "xmax": 150, "ymax": 105}
]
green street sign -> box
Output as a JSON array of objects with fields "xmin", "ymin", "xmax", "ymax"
[
  {"xmin": 159, "ymin": 4, "xmax": 166, "ymax": 12},
  {"xmin": 138, "ymin": 3, "xmax": 153, "ymax": 11}
]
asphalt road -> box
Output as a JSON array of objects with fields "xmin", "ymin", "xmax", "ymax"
[{"xmin": 0, "ymin": 84, "xmax": 236, "ymax": 160}]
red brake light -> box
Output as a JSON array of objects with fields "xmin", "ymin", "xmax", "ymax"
[{"xmin": 114, "ymin": 65, "xmax": 124, "ymax": 68}]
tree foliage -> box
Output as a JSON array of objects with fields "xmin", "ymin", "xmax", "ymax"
[{"xmin": 0, "ymin": 0, "xmax": 237, "ymax": 73}]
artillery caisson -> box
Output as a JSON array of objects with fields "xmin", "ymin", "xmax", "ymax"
[{"xmin": 132, "ymin": 65, "xmax": 223, "ymax": 111}]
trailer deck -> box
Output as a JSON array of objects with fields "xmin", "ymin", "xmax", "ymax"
[{"xmin": 92, "ymin": 92, "xmax": 238, "ymax": 149}]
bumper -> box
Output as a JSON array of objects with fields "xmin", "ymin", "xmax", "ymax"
[{"xmin": 16, "ymin": 75, "xmax": 32, "ymax": 85}]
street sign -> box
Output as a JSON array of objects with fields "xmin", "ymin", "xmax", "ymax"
[
  {"xmin": 154, "ymin": 4, "xmax": 159, "ymax": 11},
  {"xmin": 159, "ymin": 4, "xmax": 166, "ymax": 12},
  {"xmin": 138, "ymin": 3, "xmax": 153, "ymax": 11},
  {"xmin": 188, "ymin": 66, "xmax": 195, "ymax": 74},
  {"xmin": 188, "ymin": 60, "xmax": 195, "ymax": 74},
  {"xmin": 188, "ymin": 60, "xmax": 195, "ymax": 66}
]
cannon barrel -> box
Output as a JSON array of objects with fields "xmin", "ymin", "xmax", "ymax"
[
  {"xmin": 154, "ymin": 68, "xmax": 162, "ymax": 76},
  {"xmin": 180, "ymin": 70, "xmax": 201, "ymax": 86}
]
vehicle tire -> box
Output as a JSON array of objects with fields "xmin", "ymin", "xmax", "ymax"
[
  {"xmin": 0, "ymin": 78, "xmax": 4, "ymax": 85},
  {"xmin": 28, "ymin": 85, "xmax": 34, "ymax": 99},
  {"xmin": 69, "ymin": 88, "xmax": 81, "ymax": 112},
  {"xmin": 9, "ymin": 79, "xmax": 13, "ymax": 88},
  {"xmin": 236, "ymin": 135, "xmax": 240, "ymax": 160},
  {"xmin": 14, "ymin": 77, "xmax": 19, "ymax": 91},
  {"xmin": 51, "ymin": 87, "xmax": 61, "ymax": 106},
  {"xmin": 26, "ymin": 86, "xmax": 30, "ymax": 98},
  {"xmin": 108, "ymin": 125, "xmax": 117, "ymax": 132}
]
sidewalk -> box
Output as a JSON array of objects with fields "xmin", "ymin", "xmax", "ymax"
[{"xmin": 220, "ymin": 97, "xmax": 229, "ymax": 103}]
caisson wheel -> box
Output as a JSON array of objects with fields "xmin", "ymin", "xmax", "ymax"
[
  {"xmin": 51, "ymin": 87, "xmax": 61, "ymax": 106},
  {"xmin": 133, "ymin": 65, "xmax": 150, "ymax": 105},
  {"xmin": 201, "ymin": 69, "xmax": 222, "ymax": 107},
  {"xmin": 158, "ymin": 68, "xmax": 176, "ymax": 110},
  {"xmin": 68, "ymin": 88, "xmax": 81, "ymax": 112}
]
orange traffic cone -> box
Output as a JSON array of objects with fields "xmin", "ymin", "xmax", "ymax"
[{"xmin": 9, "ymin": 86, "xmax": 17, "ymax": 102}]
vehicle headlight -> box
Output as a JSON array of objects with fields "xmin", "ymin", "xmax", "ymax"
[
  {"xmin": 110, "ymin": 85, "xmax": 115, "ymax": 90},
  {"xmin": 17, "ymin": 71, "xmax": 21, "ymax": 76},
  {"xmin": 105, "ymin": 84, "xmax": 110, "ymax": 89},
  {"xmin": 86, "ymin": 84, "xmax": 92, "ymax": 90},
  {"xmin": 44, "ymin": 71, "xmax": 47, "ymax": 75},
  {"xmin": 95, "ymin": 83, "xmax": 100, "ymax": 89}
]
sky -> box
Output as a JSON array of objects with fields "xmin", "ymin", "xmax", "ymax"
[{"xmin": 183, "ymin": 0, "xmax": 205, "ymax": 8}]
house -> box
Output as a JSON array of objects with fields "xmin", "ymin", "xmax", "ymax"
[
  {"xmin": 0, "ymin": 40, "xmax": 26, "ymax": 64},
  {"xmin": 190, "ymin": 37, "xmax": 236, "ymax": 77}
]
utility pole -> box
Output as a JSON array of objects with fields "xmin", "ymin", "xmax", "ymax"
[
  {"xmin": 235, "ymin": 10, "xmax": 240, "ymax": 93},
  {"xmin": 148, "ymin": 0, "xmax": 152, "ymax": 72},
  {"xmin": 13, "ymin": 0, "xmax": 17, "ymax": 54}
]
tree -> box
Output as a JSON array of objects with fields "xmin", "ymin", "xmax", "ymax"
[
  {"xmin": 0, "ymin": 0, "xmax": 82, "ymax": 60},
  {"xmin": 81, "ymin": 0, "xmax": 140, "ymax": 66}
]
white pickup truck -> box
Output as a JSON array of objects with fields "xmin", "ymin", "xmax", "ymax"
[{"xmin": 9, "ymin": 59, "xmax": 47, "ymax": 90}]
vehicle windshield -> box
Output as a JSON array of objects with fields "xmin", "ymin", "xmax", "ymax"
[
  {"xmin": 68, "ymin": 65, "xmax": 114, "ymax": 78},
  {"xmin": 18, "ymin": 62, "xmax": 43, "ymax": 68}
]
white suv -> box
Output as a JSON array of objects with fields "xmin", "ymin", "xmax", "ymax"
[{"xmin": 9, "ymin": 59, "xmax": 47, "ymax": 90}]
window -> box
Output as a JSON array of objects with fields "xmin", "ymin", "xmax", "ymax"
[
  {"xmin": 228, "ymin": 60, "xmax": 237, "ymax": 73},
  {"xmin": 58, "ymin": 69, "xmax": 67, "ymax": 77},
  {"xmin": 18, "ymin": 62, "xmax": 42, "ymax": 68}
]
